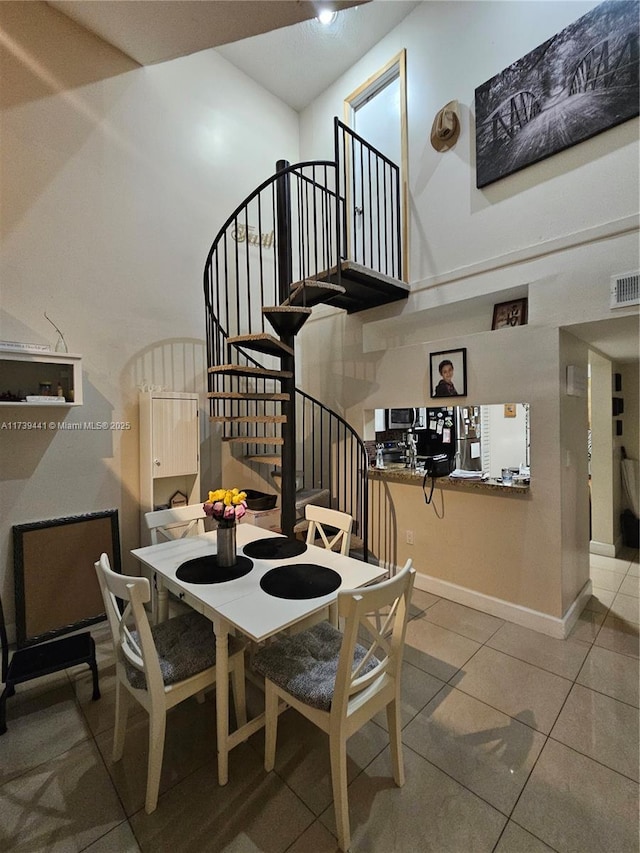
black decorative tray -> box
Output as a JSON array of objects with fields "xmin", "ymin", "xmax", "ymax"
[
  {"xmin": 176, "ymin": 555, "xmax": 254, "ymax": 584},
  {"xmin": 243, "ymin": 538, "xmax": 307, "ymax": 560},
  {"xmin": 260, "ymin": 563, "xmax": 341, "ymax": 600}
]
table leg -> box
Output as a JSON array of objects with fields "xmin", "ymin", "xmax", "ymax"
[
  {"xmin": 156, "ymin": 574, "xmax": 169, "ymax": 623},
  {"xmin": 213, "ymin": 615, "xmax": 229, "ymax": 786}
]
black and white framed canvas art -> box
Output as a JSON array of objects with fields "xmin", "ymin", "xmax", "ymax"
[{"xmin": 475, "ymin": 0, "xmax": 639, "ymax": 188}]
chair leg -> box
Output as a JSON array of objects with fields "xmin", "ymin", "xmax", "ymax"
[
  {"xmin": 386, "ymin": 696, "xmax": 405, "ymax": 787},
  {"xmin": 0, "ymin": 682, "xmax": 10, "ymax": 735},
  {"xmin": 112, "ymin": 681, "xmax": 130, "ymax": 762},
  {"xmin": 329, "ymin": 733, "xmax": 351, "ymax": 852},
  {"xmin": 89, "ymin": 657, "xmax": 100, "ymax": 701},
  {"xmin": 263, "ymin": 680, "xmax": 278, "ymax": 772},
  {"xmin": 231, "ymin": 656, "xmax": 247, "ymax": 729},
  {"xmin": 145, "ymin": 709, "xmax": 166, "ymax": 814}
]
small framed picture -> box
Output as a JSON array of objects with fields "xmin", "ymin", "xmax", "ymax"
[
  {"xmin": 504, "ymin": 404, "xmax": 516, "ymax": 418},
  {"xmin": 430, "ymin": 348, "xmax": 467, "ymax": 398},
  {"xmin": 492, "ymin": 298, "xmax": 528, "ymax": 330}
]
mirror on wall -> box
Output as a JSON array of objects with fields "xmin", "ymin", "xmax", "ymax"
[{"xmin": 373, "ymin": 404, "xmax": 530, "ymax": 481}]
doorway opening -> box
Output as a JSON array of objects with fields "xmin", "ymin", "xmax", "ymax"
[{"xmin": 344, "ymin": 50, "xmax": 409, "ymax": 281}]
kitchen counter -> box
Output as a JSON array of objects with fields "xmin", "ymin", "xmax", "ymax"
[{"xmin": 368, "ymin": 465, "xmax": 530, "ymax": 494}]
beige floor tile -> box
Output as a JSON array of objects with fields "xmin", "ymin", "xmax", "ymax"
[
  {"xmin": 550, "ymin": 683, "xmax": 639, "ymax": 781},
  {"xmin": 589, "ymin": 566, "xmax": 624, "ymax": 592},
  {"xmin": 576, "ymin": 644, "xmax": 639, "ymax": 707},
  {"xmin": 251, "ymin": 708, "xmax": 389, "ymax": 817},
  {"xmin": 493, "ymin": 821, "xmax": 556, "ymax": 852},
  {"xmin": 619, "ymin": 574, "xmax": 640, "ymax": 598},
  {"xmin": 423, "ymin": 599, "xmax": 504, "ymax": 643},
  {"xmin": 594, "ymin": 613, "xmax": 639, "ymax": 658},
  {"xmin": 566, "ymin": 608, "xmax": 606, "ymax": 645},
  {"xmin": 589, "ymin": 553, "xmax": 632, "ymax": 575},
  {"xmin": 83, "ymin": 820, "xmax": 141, "ymax": 852},
  {"xmin": 585, "ymin": 586, "xmax": 615, "ymax": 609},
  {"xmin": 286, "ymin": 819, "xmax": 340, "ymax": 853},
  {"xmin": 373, "ymin": 660, "xmax": 446, "ymax": 731},
  {"xmin": 0, "ymin": 740, "xmax": 126, "ymax": 852},
  {"xmin": 486, "ymin": 622, "xmax": 588, "ymax": 680},
  {"xmin": 130, "ymin": 741, "xmax": 314, "ymax": 853},
  {"xmin": 512, "ymin": 738, "xmax": 640, "ymax": 853},
  {"xmin": 94, "ymin": 692, "xmax": 220, "ymax": 816},
  {"xmin": 403, "ymin": 617, "xmax": 481, "ymax": 682},
  {"xmin": 0, "ymin": 683, "xmax": 92, "ymax": 785},
  {"xmin": 403, "ymin": 686, "xmax": 545, "ymax": 814},
  {"xmin": 609, "ymin": 592, "xmax": 640, "ymax": 624},
  {"xmin": 72, "ymin": 665, "xmax": 145, "ymax": 737},
  {"xmin": 451, "ymin": 646, "xmax": 572, "ymax": 734},
  {"xmin": 627, "ymin": 561, "xmax": 640, "ymax": 577},
  {"xmin": 319, "ymin": 745, "xmax": 506, "ymax": 852},
  {"xmin": 408, "ymin": 587, "xmax": 440, "ymax": 617}
]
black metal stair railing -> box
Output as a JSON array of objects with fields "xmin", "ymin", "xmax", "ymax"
[
  {"xmin": 203, "ymin": 157, "xmax": 369, "ymax": 558},
  {"xmin": 334, "ymin": 117, "xmax": 402, "ymax": 280}
]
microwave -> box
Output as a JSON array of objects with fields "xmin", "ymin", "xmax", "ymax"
[{"xmin": 387, "ymin": 408, "xmax": 416, "ymax": 430}]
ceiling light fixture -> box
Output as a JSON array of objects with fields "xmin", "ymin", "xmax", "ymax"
[{"xmin": 317, "ymin": 9, "xmax": 338, "ymax": 26}]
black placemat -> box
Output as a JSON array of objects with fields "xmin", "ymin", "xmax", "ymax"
[
  {"xmin": 176, "ymin": 555, "xmax": 254, "ymax": 584},
  {"xmin": 260, "ymin": 563, "xmax": 341, "ymax": 599},
  {"xmin": 243, "ymin": 538, "xmax": 307, "ymax": 560}
]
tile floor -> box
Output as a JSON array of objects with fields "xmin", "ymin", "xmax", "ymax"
[{"xmin": 1, "ymin": 549, "xmax": 638, "ymax": 852}]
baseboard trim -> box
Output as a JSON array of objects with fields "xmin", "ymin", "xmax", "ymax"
[
  {"xmin": 590, "ymin": 540, "xmax": 617, "ymax": 557},
  {"xmin": 414, "ymin": 571, "xmax": 592, "ymax": 639}
]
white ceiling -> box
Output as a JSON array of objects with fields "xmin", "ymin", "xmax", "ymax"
[
  {"xmin": 48, "ymin": 1, "xmax": 420, "ymax": 110},
  {"xmin": 46, "ymin": 0, "xmax": 638, "ymax": 362}
]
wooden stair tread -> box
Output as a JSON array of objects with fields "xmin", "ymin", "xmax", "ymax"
[
  {"xmin": 208, "ymin": 391, "xmax": 290, "ymax": 401},
  {"xmin": 208, "ymin": 364, "xmax": 293, "ymax": 379},
  {"xmin": 262, "ymin": 305, "xmax": 312, "ymax": 337},
  {"xmin": 210, "ymin": 414, "xmax": 286, "ymax": 424},
  {"xmin": 282, "ymin": 280, "xmax": 346, "ymax": 309},
  {"xmin": 227, "ymin": 333, "xmax": 294, "ymax": 358},
  {"xmin": 223, "ymin": 435, "xmax": 284, "ymax": 445},
  {"xmin": 244, "ymin": 454, "xmax": 281, "ymax": 465}
]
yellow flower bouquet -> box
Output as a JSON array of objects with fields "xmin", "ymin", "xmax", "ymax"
[{"xmin": 203, "ymin": 488, "xmax": 247, "ymax": 528}]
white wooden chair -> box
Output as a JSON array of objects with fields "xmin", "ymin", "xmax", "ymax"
[
  {"xmin": 305, "ymin": 505, "xmax": 353, "ymax": 556},
  {"xmin": 253, "ymin": 559, "xmax": 415, "ymax": 852},
  {"xmin": 144, "ymin": 505, "xmax": 207, "ymax": 621},
  {"xmin": 145, "ymin": 504, "xmax": 207, "ymax": 544},
  {"xmin": 94, "ymin": 553, "xmax": 247, "ymax": 814}
]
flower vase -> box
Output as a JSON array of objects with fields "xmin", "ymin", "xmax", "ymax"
[{"xmin": 217, "ymin": 525, "xmax": 237, "ymax": 567}]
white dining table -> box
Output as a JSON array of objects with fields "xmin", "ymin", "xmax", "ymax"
[{"xmin": 131, "ymin": 523, "xmax": 385, "ymax": 785}]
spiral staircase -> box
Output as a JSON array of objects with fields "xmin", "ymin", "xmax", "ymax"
[{"xmin": 203, "ymin": 118, "xmax": 409, "ymax": 561}]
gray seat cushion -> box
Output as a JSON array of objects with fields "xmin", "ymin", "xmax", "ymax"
[
  {"xmin": 125, "ymin": 610, "xmax": 244, "ymax": 690},
  {"xmin": 252, "ymin": 621, "xmax": 377, "ymax": 711}
]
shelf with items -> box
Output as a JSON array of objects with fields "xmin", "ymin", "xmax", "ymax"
[{"xmin": 0, "ymin": 348, "xmax": 82, "ymax": 406}]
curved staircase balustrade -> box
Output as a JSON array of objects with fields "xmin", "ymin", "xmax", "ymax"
[{"xmin": 204, "ymin": 161, "xmax": 368, "ymax": 559}]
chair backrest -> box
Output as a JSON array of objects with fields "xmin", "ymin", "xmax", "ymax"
[
  {"xmin": 305, "ymin": 505, "xmax": 353, "ymax": 556},
  {"xmin": 145, "ymin": 504, "xmax": 206, "ymax": 545},
  {"xmin": 94, "ymin": 553, "xmax": 164, "ymax": 698},
  {"xmin": 332, "ymin": 559, "xmax": 415, "ymax": 719}
]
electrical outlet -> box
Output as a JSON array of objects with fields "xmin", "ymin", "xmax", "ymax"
[{"xmin": 406, "ymin": 529, "xmax": 414, "ymax": 545}]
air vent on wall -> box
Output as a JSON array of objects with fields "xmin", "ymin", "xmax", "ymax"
[{"xmin": 610, "ymin": 271, "xmax": 639, "ymax": 308}]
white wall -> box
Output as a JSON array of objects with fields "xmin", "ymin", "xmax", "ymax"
[
  {"xmin": 296, "ymin": 0, "xmax": 639, "ymax": 619},
  {"xmin": 0, "ymin": 2, "xmax": 300, "ymax": 632}
]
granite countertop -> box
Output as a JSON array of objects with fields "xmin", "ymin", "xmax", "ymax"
[{"xmin": 367, "ymin": 465, "xmax": 530, "ymax": 494}]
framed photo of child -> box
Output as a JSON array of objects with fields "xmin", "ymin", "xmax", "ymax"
[{"xmin": 430, "ymin": 348, "xmax": 467, "ymax": 398}]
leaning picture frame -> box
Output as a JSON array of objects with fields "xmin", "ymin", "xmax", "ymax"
[
  {"xmin": 13, "ymin": 509, "xmax": 120, "ymax": 648},
  {"xmin": 430, "ymin": 348, "xmax": 467, "ymax": 399},
  {"xmin": 492, "ymin": 298, "xmax": 528, "ymax": 330}
]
